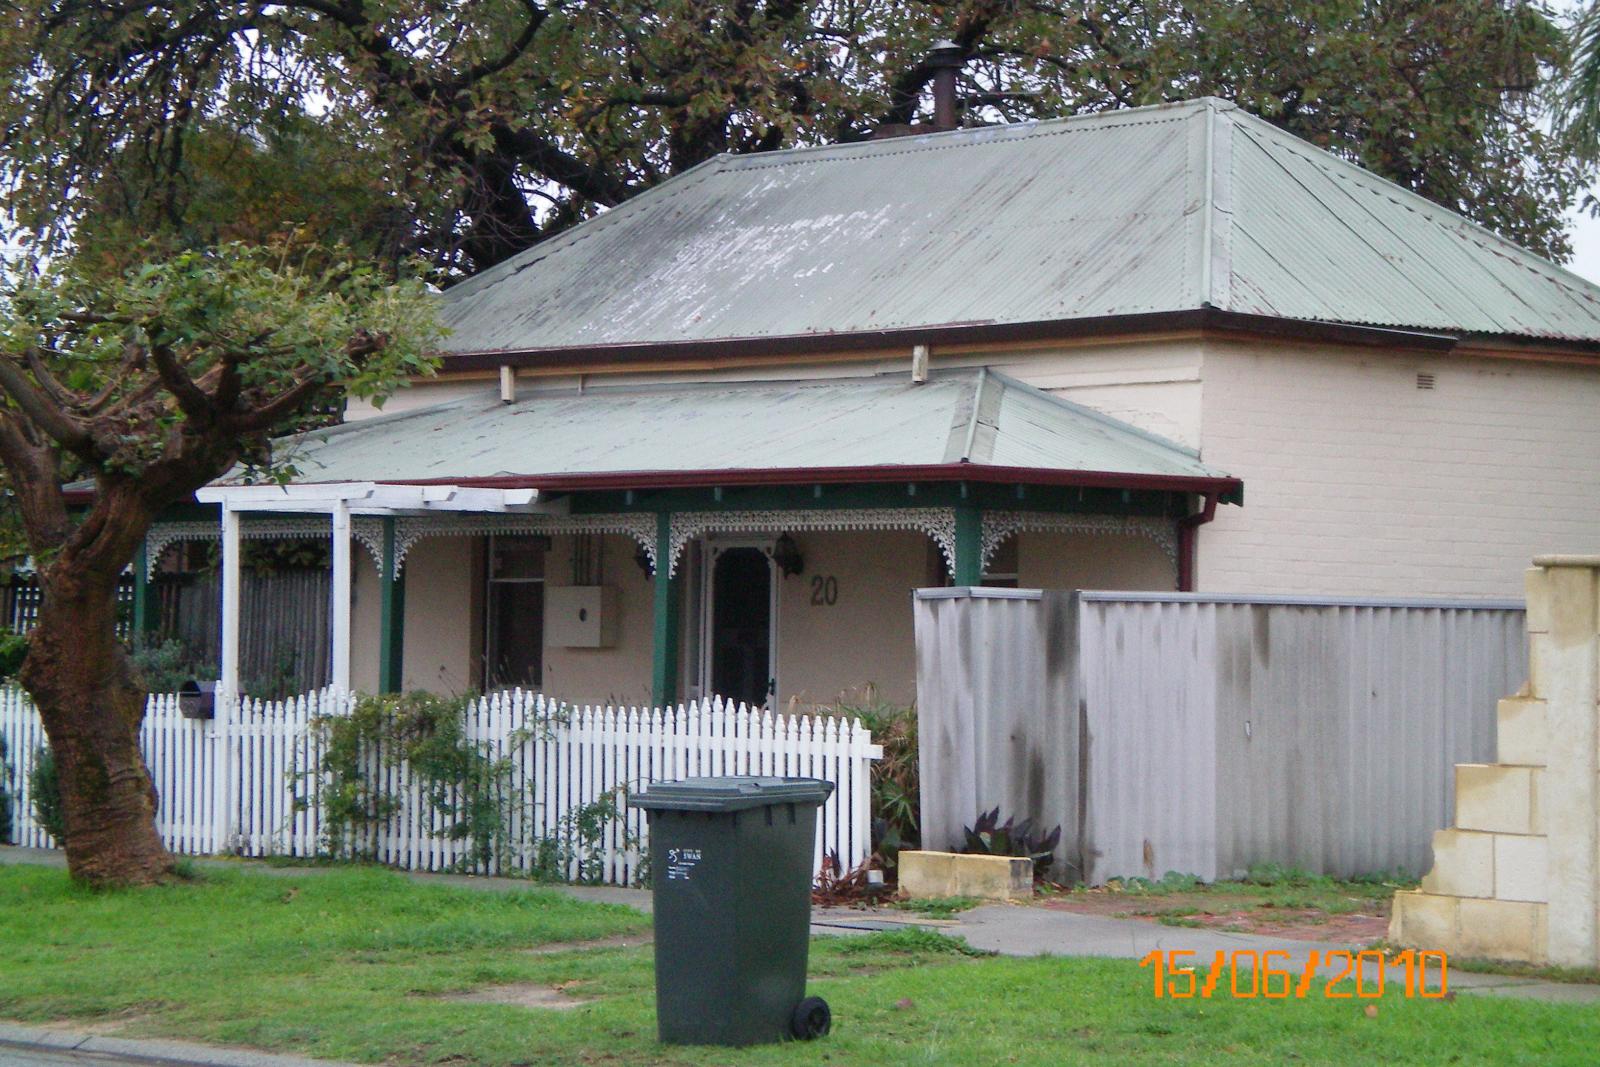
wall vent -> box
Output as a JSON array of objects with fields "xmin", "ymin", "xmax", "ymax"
[{"xmin": 1416, "ymin": 372, "xmax": 1436, "ymax": 390}]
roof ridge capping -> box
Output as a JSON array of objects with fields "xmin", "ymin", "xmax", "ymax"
[{"xmin": 720, "ymin": 96, "xmax": 1223, "ymax": 170}]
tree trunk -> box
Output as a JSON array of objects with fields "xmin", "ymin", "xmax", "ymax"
[{"xmin": 19, "ymin": 566, "xmax": 173, "ymax": 887}]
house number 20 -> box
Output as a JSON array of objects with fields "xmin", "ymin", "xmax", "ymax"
[{"xmin": 810, "ymin": 576, "xmax": 839, "ymax": 605}]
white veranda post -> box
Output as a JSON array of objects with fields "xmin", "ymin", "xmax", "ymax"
[
  {"xmin": 216, "ymin": 501, "xmax": 241, "ymax": 849},
  {"xmin": 330, "ymin": 499, "xmax": 352, "ymax": 693},
  {"xmin": 193, "ymin": 478, "xmax": 570, "ymax": 701},
  {"xmin": 219, "ymin": 502, "xmax": 241, "ymax": 699}
]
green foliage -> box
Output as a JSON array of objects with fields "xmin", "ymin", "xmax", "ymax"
[
  {"xmin": 2, "ymin": 244, "xmax": 440, "ymax": 467},
  {"xmin": 0, "ymin": 735, "xmax": 12, "ymax": 844},
  {"xmin": 241, "ymin": 539, "xmax": 330, "ymax": 575},
  {"xmin": 298, "ymin": 693, "xmax": 635, "ymax": 880},
  {"xmin": 0, "ymin": 629, "xmax": 26, "ymax": 681},
  {"xmin": 527, "ymin": 789, "xmax": 634, "ymax": 885},
  {"xmin": 829, "ymin": 927, "xmax": 993, "ymax": 958},
  {"xmin": 1115, "ymin": 870, "xmax": 1206, "ymax": 895},
  {"xmin": 1557, "ymin": 1, "xmax": 1600, "ymax": 163},
  {"xmin": 835, "ymin": 694, "xmax": 918, "ymax": 869},
  {"xmin": 0, "ymin": 0, "xmax": 1585, "ymax": 275},
  {"xmin": 893, "ymin": 896, "xmax": 980, "ymax": 920},
  {"xmin": 961, "ymin": 807, "xmax": 1062, "ymax": 876},
  {"xmin": 298, "ymin": 692, "xmax": 519, "ymax": 869},
  {"xmin": 28, "ymin": 745, "xmax": 65, "ymax": 844},
  {"xmin": 127, "ymin": 636, "xmax": 215, "ymax": 696}
]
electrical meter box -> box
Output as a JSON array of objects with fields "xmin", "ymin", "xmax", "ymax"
[{"xmin": 545, "ymin": 586, "xmax": 619, "ymax": 648}]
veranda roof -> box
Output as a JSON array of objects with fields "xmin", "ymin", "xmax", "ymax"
[
  {"xmin": 438, "ymin": 98, "xmax": 1600, "ymax": 357},
  {"xmin": 231, "ymin": 369, "xmax": 1239, "ymax": 498}
]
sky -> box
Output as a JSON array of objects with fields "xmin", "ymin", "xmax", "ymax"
[
  {"xmin": 1554, "ymin": 0, "xmax": 1600, "ymax": 282},
  {"xmin": 1566, "ymin": 194, "xmax": 1600, "ymax": 283}
]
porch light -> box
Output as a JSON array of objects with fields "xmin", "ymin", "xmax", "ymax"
[
  {"xmin": 635, "ymin": 543, "xmax": 655, "ymax": 578},
  {"xmin": 772, "ymin": 533, "xmax": 804, "ymax": 578}
]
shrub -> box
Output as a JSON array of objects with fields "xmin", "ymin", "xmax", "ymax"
[
  {"xmin": 29, "ymin": 746, "xmax": 66, "ymax": 844},
  {"xmin": 296, "ymin": 692, "xmax": 636, "ymax": 879},
  {"xmin": 0, "ymin": 735, "xmax": 11, "ymax": 845},
  {"xmin": 0, "ymin": 629, "xmax": 27, "ymax": 681},
  {"xmin": 834, "ymin": 692, "xmax": 919, "ymax": 870},
  {"xmin": 961, "ymin": 807, "xmax": 1062, "ymax": 876},
  {"xmin": 127, "ymin": 636, "xmax": 214, "ymax": 695}
]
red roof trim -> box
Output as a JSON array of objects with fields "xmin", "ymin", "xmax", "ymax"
[{"xmin": 313, "ymin": 463, "xmax": 1243, "ymax": 497}]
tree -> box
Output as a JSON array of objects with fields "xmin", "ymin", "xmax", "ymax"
[
  {"xmin": 0, "ymin": 0, "xmax": 1586, "ymax": 276},
  {"xmin": 0, "ymin": 245, "xmax": 438, "ymax": 886},
  {"xmin": 1558, "ymin": 1, "xmax": 1600, "ymax": 162}
]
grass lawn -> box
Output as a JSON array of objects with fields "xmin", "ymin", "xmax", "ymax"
[{"xmin": 1, "ymin": 863, "xmax": 1596, "ymax": 1066}]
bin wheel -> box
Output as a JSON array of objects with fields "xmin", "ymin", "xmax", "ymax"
[{"xmin": 791, "ymin": 996, "xmax": 831, "ymax": 1040}]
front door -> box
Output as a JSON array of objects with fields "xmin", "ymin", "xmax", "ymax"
[{"xmin": 706, "ymin": 546, "xmax": 774, "ymax": 708}]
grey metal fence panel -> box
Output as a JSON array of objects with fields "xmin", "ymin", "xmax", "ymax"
[
  {"xmin": 913, "ymin": 588, "xmax": 1526, "ymax": 885},
  {"xmin": 1077, "ymin": 596, "xmax": 1221, "ymax": 883},
  {"xmin": 913, "ymin": 590, "xmax": 1079, "ymax": 872}
]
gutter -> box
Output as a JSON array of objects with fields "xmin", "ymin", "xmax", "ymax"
[
  {"xmin": 357, "ymin": 462, "xmax": 1245, "ymax": 500},
  {"xmin": 1176, "ymin": 491, "xmax": 1221, "ymax": 592},
  {"xmin": 439, "ymin": 308, "xmax": 1469, "ymax": 374}
]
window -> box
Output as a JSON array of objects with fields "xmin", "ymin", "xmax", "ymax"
[{"xmin": 483, "ymin": 535, "xmax": 547, "ymax": 690}]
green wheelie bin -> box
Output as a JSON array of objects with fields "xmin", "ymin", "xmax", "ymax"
[{"xmin": 629, "ymin": 776, "xmax": 835, "ymax": 1046}]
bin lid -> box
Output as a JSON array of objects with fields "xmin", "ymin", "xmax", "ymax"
[{"xmin": 627, "ymin": 776, "xmax": 835, "ymax": 813}]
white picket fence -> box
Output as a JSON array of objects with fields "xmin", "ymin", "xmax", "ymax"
[{"xmin": 0, "ymin": 686, "xmax": 881, "ymax": 884}]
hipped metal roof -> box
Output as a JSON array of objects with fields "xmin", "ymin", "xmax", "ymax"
[
  {"xmin": 439, "ymin": 98, "xmax": 1600, "ymax": 355},
  {"xmin": 258, "ymin": 369, "xmax": 1238, "ymax": 495}
]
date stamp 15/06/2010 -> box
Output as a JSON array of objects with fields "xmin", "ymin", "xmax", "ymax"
[{"xmin": 1140, "ymin": 949, "xmax": 1447, "ymax": 1000}]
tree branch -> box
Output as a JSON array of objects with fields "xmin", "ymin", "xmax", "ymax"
[
  {"xmin": 146, "ymin": 344, "xmax": 217, "ymax": 425},
  {"xmin": 0, "ymin": 411, "xmax": 72, "ymax": 553},
  {"xmin": 0, "ymin": 357, "xmax": 96, "ymax": 457}
]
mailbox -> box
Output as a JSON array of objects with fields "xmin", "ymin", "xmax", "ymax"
[{"xmin": 178, "ymin": 680, "xmax": 216, "ymax": 720}]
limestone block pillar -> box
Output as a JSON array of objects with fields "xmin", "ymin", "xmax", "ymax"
[{"xmin": 1390, "ymin": 555, "xmax": 1600, "ymax": 966}]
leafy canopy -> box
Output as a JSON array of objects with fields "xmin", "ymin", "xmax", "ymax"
[
  {"xmin": 0, "ymin": 0, "xmax": 1587, "ymax": 275},
  {"xmin": 0, "ymin": 243, "xmax": 440, "ymax": 565}
]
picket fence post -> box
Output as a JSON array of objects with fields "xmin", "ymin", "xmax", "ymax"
[{"xmin": 0, "ymin": 684, "xmax": 881, "ymax": 884}]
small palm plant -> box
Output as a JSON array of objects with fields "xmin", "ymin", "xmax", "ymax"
[{"xmin": 961, "ymin": 807, "xmax": 1062, "ymax": 876}]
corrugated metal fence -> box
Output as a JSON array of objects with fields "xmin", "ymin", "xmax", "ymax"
[{"xmin": 913, "ymin": 589, "xmax": 1526, "ymax": 884}]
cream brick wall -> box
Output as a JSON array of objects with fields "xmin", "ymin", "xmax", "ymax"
[
  {"xmin": 1196, "ymin": 342, "xmax": 1600, "ymax": 598},
  {"xmin": 1390, "ymin": 559, "xmax": 1600, "ymax": 966},
  {"xmin": 350, "ymin": 334, "xmax": 1600, "ymax": 606},
  {"xmin": 346, "ymin": 338, "xmax": 1207, "ymax": 449}
]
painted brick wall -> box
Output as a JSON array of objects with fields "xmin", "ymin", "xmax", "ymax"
[{"xmin": 1196, "ymin": 341, "xmax": 1600, "ymax": 598}]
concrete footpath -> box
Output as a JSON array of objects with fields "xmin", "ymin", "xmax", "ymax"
[
  {"xmin": 0, "ymin": 1024, "xmax": 346, "ymax": 1067},
  {"xmin": 3, "ymin": 844, "xmax": 1599, "ymax": 1066}
]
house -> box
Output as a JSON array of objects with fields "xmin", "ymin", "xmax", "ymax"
[{"xmin": 168, "ymin": 97, "xmax": 1600, "ymax": 711}]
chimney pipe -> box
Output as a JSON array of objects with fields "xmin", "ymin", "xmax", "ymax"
[{"xmin": 928, "ymin": 39, "xmax": 963, "ymax": 129}]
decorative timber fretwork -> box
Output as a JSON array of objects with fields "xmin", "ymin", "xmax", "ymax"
[
  {"xmin": 979, "ymin": 512, "xmax": 1180, "ymax": 570},
  {"xmin": 392, "ymin": 513, "xmax": 658, "ymax": 579},
  {"xmin": 665, "ymin": 508, "xmax": 959, "ymax": 578}
]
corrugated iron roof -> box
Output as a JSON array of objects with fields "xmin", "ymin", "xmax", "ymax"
[
  {"xmin": 264, "ymin": 369, "xmax": 1232, "ymax": 489},
  {"xmin": 438, "ymin": 98, "xmax": 1600, "ymax": 351}
]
